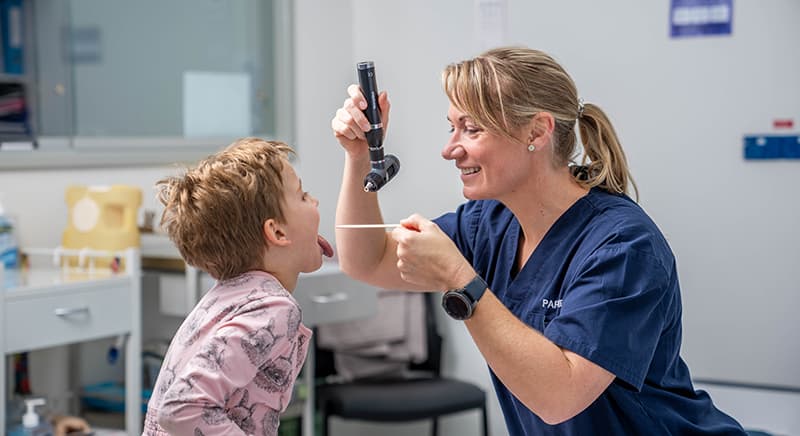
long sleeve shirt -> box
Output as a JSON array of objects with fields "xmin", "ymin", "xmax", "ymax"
[{"xmin": 143, "ymin": 271, "xmax": 311, "ymax": 436}]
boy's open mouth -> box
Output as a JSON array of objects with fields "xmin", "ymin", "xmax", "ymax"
[{"xmin": 318, "ymin": 235, "xmax": 334, "ymax": 257}]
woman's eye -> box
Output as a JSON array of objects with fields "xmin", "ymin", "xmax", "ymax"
[
  {"xmin": 448, "ymin": 124, "xmax": 480, "ymax": 135},
  {"xmin": 464, "ymin": 126, "xmax": 480, "ymax": 134}
]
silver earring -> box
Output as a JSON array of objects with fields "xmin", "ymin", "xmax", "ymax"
[{"xmin": 528, "ymin": 144, "xmax": 536, "ymax": 152}]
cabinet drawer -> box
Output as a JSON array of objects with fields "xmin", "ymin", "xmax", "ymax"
[
  {"xmin": 4, "ymin": 284, "xmax": 132, "ymax": 353},
  {"xmin": 294, "ymin": 270, "xmax": 377, "ymax": 327}
]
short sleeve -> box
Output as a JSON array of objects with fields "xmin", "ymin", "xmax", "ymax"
[
  {"xmin": 543, "ymin": 247, "xmax": 672, "ymax": 391},
  {"xmin": 434, "ymin": 201, "xmax": 483, "ymax": 264}
]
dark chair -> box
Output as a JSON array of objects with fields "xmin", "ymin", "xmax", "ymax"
[{"xmin": 315, "ymin": 292, "xmax": 489, "ymax": 436}]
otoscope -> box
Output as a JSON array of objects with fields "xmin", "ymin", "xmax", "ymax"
[{"xmin": 357, "ymin": 61, "xmax": 400, "ymax": 192}]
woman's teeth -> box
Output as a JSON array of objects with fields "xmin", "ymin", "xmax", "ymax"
[{"xmin": 461, "ymin": 167, "xmax": 480, "ymax": 175}]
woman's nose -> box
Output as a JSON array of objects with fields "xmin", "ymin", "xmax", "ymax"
[{"xmin": 441, "ymin": 138, "xmax": 464, "ymax": 160}]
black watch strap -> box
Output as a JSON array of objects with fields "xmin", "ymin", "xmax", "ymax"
[{"xmin": 460, "ymin": 274, "xmax": 488, "ymax": 304}]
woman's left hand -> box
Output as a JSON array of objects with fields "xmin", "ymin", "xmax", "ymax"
[{"xmin": 392, "ymin": 214, "xmax": 476, "ymax": 291}]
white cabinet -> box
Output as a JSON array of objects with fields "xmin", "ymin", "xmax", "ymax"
[
  {"xmin": 295, "ymin": 262, "xmax": 378, "ymax": 327},
  {"xmin": 4, "ymin": 280, "xmax": 132, "ymax": 353},
  {"xmin": 1, "ymin": 249, "xmax": 142, "ymax": 435}
]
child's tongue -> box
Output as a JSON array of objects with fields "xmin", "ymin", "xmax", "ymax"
[{"xmin": 317, "ymin": 235, "xmax": 334, "ymax": 258}]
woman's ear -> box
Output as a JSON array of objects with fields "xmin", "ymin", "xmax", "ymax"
[
  {"xmin": 263, "ymin": 218, "xmax": 291, "ymax": 247},
  {"xmin": 527, "ymin": 112, "xmax": 555, "ymax": 148}
]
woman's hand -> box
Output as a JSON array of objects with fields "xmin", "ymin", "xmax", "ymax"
[
  {"xmin": 331, "ymin": 84, "xmax": 390, "ymax": 158},
  {"xmin": 392, "ymin": 214, "xmax": 476, "ymax": 291}
]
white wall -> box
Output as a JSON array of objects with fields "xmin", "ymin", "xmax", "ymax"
[
  {"xmin": 2, "ymin": 1, "xmax": 798, "ymax": 435},
  {"xmin": 503, "ymin": 0, "xmax": 800, "ymax": 391},
  {"xmin": 695, "ymin": 383, "xmax": 800, "ymax": 436}
]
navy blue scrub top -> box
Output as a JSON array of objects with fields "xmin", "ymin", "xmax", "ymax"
[{"xmin": 434, "ymin": 188, "xmax": 745, "ymax": 435}]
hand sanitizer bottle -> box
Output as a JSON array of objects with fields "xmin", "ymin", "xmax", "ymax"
[{"xmin": 8, "ymin": 398, "xmax": 53, "ymax": 436}]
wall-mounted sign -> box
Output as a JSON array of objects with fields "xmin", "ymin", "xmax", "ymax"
[{"xmin": 670, "ymin": 0, "xmax": 733, "ymax": 38}]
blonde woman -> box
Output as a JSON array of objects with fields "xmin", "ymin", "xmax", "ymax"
[{"xmin": 331, "ymin": 47, "xmax": 746, "ymax": 435}]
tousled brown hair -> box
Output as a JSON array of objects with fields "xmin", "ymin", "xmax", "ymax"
[
  {"xmin": 442, "ymin": 46, "xmax": 638, "ymax": 199},
  {"xmin": 156, "ymin": 137, "xmax": 294, "ymax": 280}
]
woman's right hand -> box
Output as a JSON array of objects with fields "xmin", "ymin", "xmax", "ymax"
[{"xmin": 331, "ymin": 84, "xmax": 390, "ymax": 157}]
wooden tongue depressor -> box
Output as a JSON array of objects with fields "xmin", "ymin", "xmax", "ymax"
[{"xmin": 335, "ymin": 224, "xmax": 401, "ymax": 229}]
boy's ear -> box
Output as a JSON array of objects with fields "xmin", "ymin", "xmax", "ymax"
[{"xmin": 263, "ymin": 218, "xmax": 291, "ymax": 247}]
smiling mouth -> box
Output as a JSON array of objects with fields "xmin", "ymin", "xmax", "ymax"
[{"xmin": 460, "ymin": 167, "xmax": 480, "ymax": 175}]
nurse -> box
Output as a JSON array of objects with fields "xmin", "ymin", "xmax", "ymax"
[{"xmin": 331, "ymin": 46, "xmax": 746, "ymax": 434}]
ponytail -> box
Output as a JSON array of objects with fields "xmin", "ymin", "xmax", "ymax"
[
  {"xmin": 575, "ymin": 103, "xmax": 638, "ymax": 200},
  {"xmin": 443, "ymin": 47, "xmax": 638, "ymax": 200}
]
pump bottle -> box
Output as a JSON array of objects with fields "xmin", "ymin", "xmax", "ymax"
[{"xmin": 8, "ymin": 398, "xmax": 53, "ymax": 436}]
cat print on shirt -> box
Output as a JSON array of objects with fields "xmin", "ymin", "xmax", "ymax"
[
  {"xmin": 285, "ymin": 305, "xmax": 302, "ymax": 337},
  {"xmin": 295, "ymin": 334, "xmax": 307, "ymax": 372},
  {"xmin": 253, "ymin": 341, "xmax": 296, "ymax": 395},
  {"xmin": 164, "ymin": 373, "xmax": 199, "ymax": 405},
  {"xmin": 179, "ymin": 299, "xmax": 237, "ymax": 347},
  {"xmin": 157, "ymin": 361, "xmax": 178, "ymax": 398},
  {"xmin": 262, "ymin": 408, "xmax": 281, "ymax": 435},
  {"xmin": 226, "ymin": 388, "xmax": 257, "ymax": 434},
  {"xmin": 241, "ymin": 318, "xmax": 284, "ymax": 366},
  {"xmin": 178, "ymin": 296, "xmax": 219, "ymax": 346},
  {"xmin": 194, "ymin": 337, "xmax": 228, "ymax": 371}
]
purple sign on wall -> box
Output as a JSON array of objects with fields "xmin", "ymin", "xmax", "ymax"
[{"xmin": 670, "ymin": 0, "xmax": 733, "ymax": 38}]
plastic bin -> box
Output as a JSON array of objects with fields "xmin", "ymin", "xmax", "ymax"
[{"xmin": 81, "ymin": 382, "xmax": 152, "ymax": 414}]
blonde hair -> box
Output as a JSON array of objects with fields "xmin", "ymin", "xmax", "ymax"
[
  {"xmin": 441, "ymin": 46, "xmax": 638, "ymax": 199},
  {"xmin": 156, "ymin": 138, "xmax": 295, "ymax": 280}
]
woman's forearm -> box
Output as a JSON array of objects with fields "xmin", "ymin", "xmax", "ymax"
[
  {"xmin": 465, "ymin": 291, "xmax": 613, "ymax": 424},
  {"xmin": 335, "ymin": 153, "xmax": 392, "ymax": 280}
]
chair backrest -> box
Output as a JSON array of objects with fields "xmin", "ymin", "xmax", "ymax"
[
  {"xmin": 315, "ymin": 292, "xmax": 444, "ymax": 379},
  {"xmin": 315, "ymin": 332, "xmax": 338, "ymax": 378},
  {"xmin": 408, "ymin": 292, "xmax": 442, "ymax": 376}
]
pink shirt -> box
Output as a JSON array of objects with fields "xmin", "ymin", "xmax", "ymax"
[{"xmin": 143, "ymin": 271, "xmax": 311, "ymax": 436}]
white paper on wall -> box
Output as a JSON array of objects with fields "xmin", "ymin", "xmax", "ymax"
[{"xmin": 183, "ymin": 71, "xmax": 251, "ymax": 137}]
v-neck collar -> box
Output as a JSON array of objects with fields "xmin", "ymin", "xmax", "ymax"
[{"xmin": 502, "ymin": 190, "xmax": 596, "ymax": 304}]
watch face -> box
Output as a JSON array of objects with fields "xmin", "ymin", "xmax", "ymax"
[{"xmin": 442, "ymin": 291, "xmax": 472, "ymax": 320}]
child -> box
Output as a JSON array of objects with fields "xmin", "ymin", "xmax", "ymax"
[{"xmin": 143, "ymin": 138, "xmax": 333, "ymax": 435}]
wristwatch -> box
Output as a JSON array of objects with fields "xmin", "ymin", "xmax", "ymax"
[{"xmin": 441, "ymin": 274, "xmax": 488, "ymax": 320}]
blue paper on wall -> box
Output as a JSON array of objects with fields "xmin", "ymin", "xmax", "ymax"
[
  {"xmin": 743, "ymin": 135, "xmax": 800, "ymax": 160},
  {"xmin": 670, "ymin": 0, "xmax": 733, "ymax": 38}
]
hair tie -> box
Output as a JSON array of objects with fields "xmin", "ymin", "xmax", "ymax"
[
  {"xmin": 577, "ymin": 98, "xmax": 585, "ymax": 119},
  {"xmin": 570, "ymin": 164, "xmax": 590, "ymax": 181}
]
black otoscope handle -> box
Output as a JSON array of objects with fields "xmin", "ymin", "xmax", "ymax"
[
  {"xmin": 357, "ymin": 61, "xmax": 384, "ymax": 157},
  {"xmin": 357, "ymin": 61, "xmax": 400, "ymax": 192}
]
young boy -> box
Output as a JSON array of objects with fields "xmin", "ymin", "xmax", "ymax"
[{"xmin": 143, "ymin": 138, "xmax": 333, "ymax": 436}]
